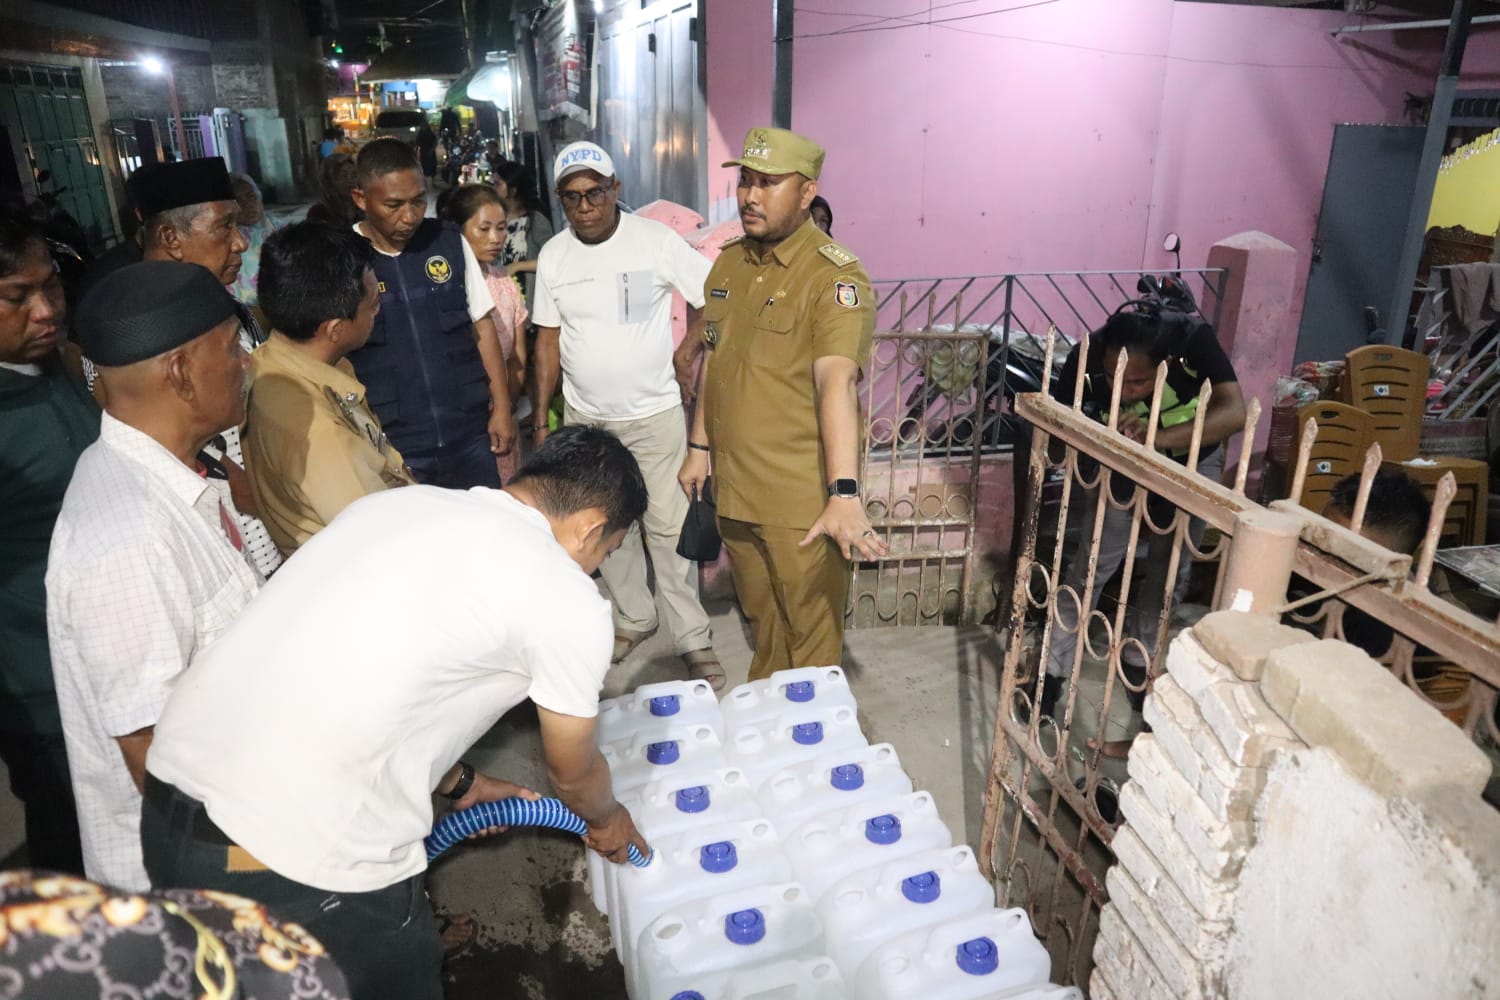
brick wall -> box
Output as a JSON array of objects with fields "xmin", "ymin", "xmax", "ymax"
[
  {"xmin": 101, "ymin": 62, "xmax": 216, "ymax": 120},
  {"xmin": 1091, "ymin": 611, "xmax": 1500, "ymax": 999}
]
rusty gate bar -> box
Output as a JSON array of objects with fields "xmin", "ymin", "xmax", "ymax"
[
  {"xmin": 980, "ymin": 332, "xmax": 1500, "ymax": 990},
  {"xmin": 856, "ymin": 291, "xmax": 987, "ymax": 628}
]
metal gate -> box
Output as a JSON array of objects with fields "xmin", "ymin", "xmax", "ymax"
[
  {"xmin": 0, "ymin": 61, "xmax": 116, "ymax": 248},
  {"xmin": 855, "ymin": 269, "xmax": 1226, "ymax": 628},
  {"xmin": 979, "ymin": 333, "xmax": 1500, "ymax": 991}
]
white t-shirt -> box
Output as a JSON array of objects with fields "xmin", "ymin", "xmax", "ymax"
[
  {"xmin": 147, "ymin": 486, "xmax": 613, "ymax": 894},
  {"xmin": 532, "ymin": 212, "xmax": 711, "ymax": 421},
  {"xmin": 354, "ymin": 221, "xmax": 495, "ymax": 322},
  {"xmin": 48, "ymin": 414, "xmax": 261, "ymax": 891}
]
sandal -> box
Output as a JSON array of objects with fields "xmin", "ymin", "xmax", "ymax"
[
  {"xmin": 612, "ymin": 627, "xmax": 657, "ymax": 664},
  {"xmin": 437, "ymin": 911, "xmax": 478, "ymax": 960},
  {"xmin": 681, "ymin": 649, "xmax": 725, "ymax": 692}
]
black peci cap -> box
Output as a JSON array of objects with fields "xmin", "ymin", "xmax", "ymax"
[{"xmin": 74, "ymin": 260, "xmax": 238, "ymax": 366}]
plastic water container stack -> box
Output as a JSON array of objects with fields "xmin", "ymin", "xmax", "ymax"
[{"xmin": 593, "ymin": 667, "xmax": 1083, "ymax": 1000}]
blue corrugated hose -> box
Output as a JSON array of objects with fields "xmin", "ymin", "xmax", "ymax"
[{"xmin": 425, "ymin": 796, "xmax": 652, "ymax": 867}]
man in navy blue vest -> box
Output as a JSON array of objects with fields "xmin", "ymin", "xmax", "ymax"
[{"xmin": 348, "ymin": 138, "xmax": 515, "ymax": 488}]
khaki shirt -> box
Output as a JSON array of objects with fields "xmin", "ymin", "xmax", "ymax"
[
  {"xmin": 242, "ymin": 333, "xmax": 414, "ymax": 555},
  {"xmin": 702, "ymin": 219, "xmax": 876, "ymax": 529}
]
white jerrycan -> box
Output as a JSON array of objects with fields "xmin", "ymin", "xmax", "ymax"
[
  {"xmin": 785, "ymin": 790, "xmax": 953, "ymax": 905},
  {"xmin": 658, "ymin": 956, "xmax": 848, "ymax": 1000},
  {"xmin": 756, "ymin": 742, "xmax": 912, "ymax": 835},
  {"xmin": 631, "ymin": 882, "xmax": 825, "ymax": 1000},
  {"xmin": 724, "ymin": 702, "xmax": 867, "ymax": 788},
  {"xmin": 602, "ymin": 722, "xmax": 728, "ymax": 797},
  {"xmin": 817, "ymin": 844, "xmax": 992, "ymax": 981},
  {"xmin": 610, "ymin": 817, "xmax": 789, "ymax": 966},
  {"xmin": 598, "ymin": 678, "xmax": 725, "ymax": 746},
  {"xmin": 720, "ymin": 666, "xmax": 857, "ymax": 732},
  {"xmin": 589, "ymin": 764, "xmax": 757, "ymax": 917},
  {"xmin": 853, "ymin": 907, "xmax": 1053, "ymax": 1000}
]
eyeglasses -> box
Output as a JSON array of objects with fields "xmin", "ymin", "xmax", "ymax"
[{"xmin": 559, "ymin": 186, "xmax": 612, "ymax": 209}]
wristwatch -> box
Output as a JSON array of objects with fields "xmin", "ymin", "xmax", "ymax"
[
  {"xmin": 827, "ymin": 478, "xmax": 860, "ymax": 499},
  {"xmin": 442, "ymin": 761, "xmax": 476, "ymax": 800}
]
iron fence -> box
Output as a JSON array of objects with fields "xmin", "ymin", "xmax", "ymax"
[
  {"xmin": 854, "ymin": 269, "xmax": 1227, "ymax": 629},
  {"xmin": 979, "ymin": 331, "xmax": 1500, "ymax": 991}
]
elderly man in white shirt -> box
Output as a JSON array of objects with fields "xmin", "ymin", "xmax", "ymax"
[
  {"xmin": 47, "ymin": 261, "xmax": 260, "ymax": 891},
  {"xmin": 530, "ymin": 141, "xmax": 722, "ymax": 688}
]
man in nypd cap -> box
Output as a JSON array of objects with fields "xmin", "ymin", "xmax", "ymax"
[
  {"xmin": 46, "ymin": 260, "xmax": 261, "ymax": 893},
  {"xmin": 677, "ymin": 127, "xmax": 885, "ymax": 682}
]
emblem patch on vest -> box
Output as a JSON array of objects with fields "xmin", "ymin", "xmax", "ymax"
[
  {"xmin": 425, "ymin": 255, "xmax": 453, "ymax": 284},
  {"xmin": 834, "ymin": 281, "xmax": 860, "ymax": 308}
]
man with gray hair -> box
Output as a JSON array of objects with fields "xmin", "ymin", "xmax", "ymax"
[{"xmin": 530, "ymin": 141, "xmax": 722, "ymax": 688}]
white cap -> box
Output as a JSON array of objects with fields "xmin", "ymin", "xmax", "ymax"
[{"xmin": 553, "ymin": 141, "xmax": 615, "ymax": 184}]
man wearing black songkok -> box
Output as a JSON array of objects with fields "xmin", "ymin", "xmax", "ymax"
[
  {"xmin": 45, "ymin": 260, "xmax": 262, "ymax": 892},
  {"xmin": 85, "ymin": 156, "xmax": 284, "ymax": 577}
]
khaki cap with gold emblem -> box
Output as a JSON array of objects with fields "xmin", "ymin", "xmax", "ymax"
[{"xmin": 722, "ymin": 127, "xmax": 825, "ymax": 180}]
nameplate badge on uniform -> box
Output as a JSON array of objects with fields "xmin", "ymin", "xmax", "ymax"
[
  {"xmin": 834, "ymin": 281, "xmax": 860, "ymax": 309},
  {"xmin": 818, "ymin": 243, "xmax": 858, "ymax": 266},
  {"xmin": 710, "ymin": 288, "xmax": 729, "ymax": 299},
  {"xmin": 425, "ymin": 255, "xmax": 452, "ymax": 284}
]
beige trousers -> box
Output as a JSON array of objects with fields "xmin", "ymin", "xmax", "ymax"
[{"xmin": 564, "ymin": 402, "xmax": 713, "ymax": 654}]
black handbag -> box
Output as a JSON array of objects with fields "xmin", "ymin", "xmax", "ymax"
[{"xmin": 676, "ymin": 477, "xmax": 721, "ymax": 562}]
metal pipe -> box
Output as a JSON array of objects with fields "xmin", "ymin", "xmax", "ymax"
[
  {"xmin": 1386, "ymin": 0, "xmax": 1477, "ymax": 345},
  {"xmin": 165, "ymin": 66, "xmax": 188, "ymax": 162},
  {"xmin": 1333, "ymin": 13, "xmax": 1499, "ymax": 35},
  {"xmin": 772, "ymin": 0, "xmax": 794, "ymax": 128}
]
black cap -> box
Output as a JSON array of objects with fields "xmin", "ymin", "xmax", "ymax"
[
  {"xmin": 75, "ymin": 260, "xmax": 238, "ymax": 366},
  {"xmin": 132, "ymin": 156, "xmax": 235, "ymax": 217}
]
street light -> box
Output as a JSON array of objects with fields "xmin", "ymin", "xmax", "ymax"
[{"xmin": 140, "ymin": 53, "xmax": 188, "ymax": 162}]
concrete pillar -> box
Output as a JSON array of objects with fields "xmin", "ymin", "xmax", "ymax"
[{"xmin": 1205, "ymin": 232, "xmax": 1299, "ymax": 492}]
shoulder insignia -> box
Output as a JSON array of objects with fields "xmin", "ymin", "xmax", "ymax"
[
  {"xmin": 818, "ymin": 242, "xmax": 859, "ymax": 267},
  {"xmin": 720, "ymin": 235, "xmax": 745, "ymax": 249}
]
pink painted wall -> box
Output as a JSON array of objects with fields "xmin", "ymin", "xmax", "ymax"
[
  {"xmin": 704, "ymin": 1, "xmax": 773, "ymax": 224},
  {"xmin": 704, "ymin": 0, "xmax": 1500, "ymax": 320}
]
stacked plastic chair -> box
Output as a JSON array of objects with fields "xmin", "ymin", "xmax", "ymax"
[{"xmin": 593, "ymin": 667, "xmax": 1085, "ymax": 1000}]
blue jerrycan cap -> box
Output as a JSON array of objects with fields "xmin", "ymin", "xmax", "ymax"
[
  {"xmin": 865, "ymin": 813, "xmax": 902, "ymax": 844},
  {"xmin": 675, "ymin": 785, "xmax": 710, "ymax": 813},
  {"xmin": 784, "ymin": 680, "xmax": 815, "ymax": 702},
  {"xmin": 699, "ymin": 840, "xmax": 739, "ymax": 873},
  {"xmin": 724, "ymin": 908, "xmax": 766, "ymax": 945},
  {"xmin": 791, "ymin": 721, "xmax": 824, "ymax": 746},
  {"xmin": 901, "ymin": 870, "xmax": 941, "ymax": 903},
  {"xmin": 646, "ymin": 740, "xmax": 680, "ymax": 765},
  {"xmin": 649, "ymin": 694, "xmax": 681, "ymax": 717},
  {"xmin": 956, "ymin": 936, "xmax": 999, "ymax": 976},
  {"xmin": 670, "ymin": 993, "xmax": 705, "ymax": 1000},
  {"xmin": 830, "ymin": 763, "xmax": 864, "ymax": 790}
]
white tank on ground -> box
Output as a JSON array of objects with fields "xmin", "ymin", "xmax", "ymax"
[
  {"xmin": 724, "ymin": 703, "xmax": 866, "ymax": 788},
  {"xmin": 785, "ymin": 790, "xmax": 953, "ymax": 905},
  {"xmin": 720, "ymin": 666, "xmax": 858, "ymax": 732},
  {"xmin": 817, "ymin": 844, "xmax": 992, "ymax": 981},
  {"xmin": 654, "ymin": 956, "xmax": 848, "ymax": 1000},
  {"xmin": 853, "ymin": 907, "xmax": 1053, "ymax": 1000},
  {"xmin": 609, "ymin": 816, "xmax": 789, "ymax": 967},
  {"xmin": 601, "ymin": 722, "xmax": 728, "ymax": 797},
  {"xmin": 589, "ymin": 765, "xmax": 758, "ymax": 916},
  {"xmin": 597, "ymin": 678, "xmax": 725, "ymax": 747},
  {"xmin": 756, "ymin": 742, "xmax": 912, "ymax": 835},
  {"xmin": 630, "ymin": 882, "xmax": 825, "ymax": 1000}
]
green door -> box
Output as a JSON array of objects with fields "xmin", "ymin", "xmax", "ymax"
[{"xmin": 0, "ymin": 61, "xmax": 117, "ymax": 249}]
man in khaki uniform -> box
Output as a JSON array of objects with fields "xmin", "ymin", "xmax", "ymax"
[
  {"xmin": 242, "ymin": 223, "xmax": 413, "ymax": 556},
  {"xmin": 678, "ymin": 127, "xmax": 886, "ymax": 681}
]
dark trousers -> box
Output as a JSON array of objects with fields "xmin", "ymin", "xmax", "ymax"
[
  {"xmin": 404, "ymin": 432, "xmax": 503, "ymax": 489},
  {"xmin": 0, "ymin": 730, "xmax": 84, "ymax": 874},
  {"xmin": 140, "ymin": 775, "xmax": 441, "ymax": 1000}
]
